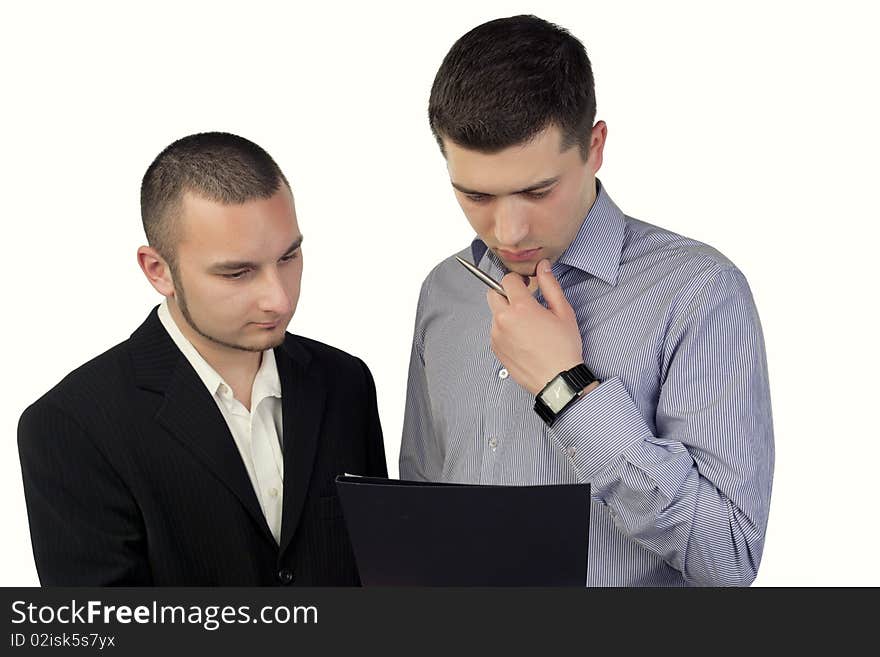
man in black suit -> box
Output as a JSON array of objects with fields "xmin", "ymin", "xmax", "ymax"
[{"xmin": 18, "ymin": 132, "xmax": 387, "ymax": 585}]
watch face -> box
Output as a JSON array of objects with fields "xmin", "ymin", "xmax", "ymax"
[{"xmin": 540, "ymin": 377, "xmax": 575, "ymax": 413}]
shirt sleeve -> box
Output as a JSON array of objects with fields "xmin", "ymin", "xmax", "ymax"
[
  {"xmin": 399, "ymin": 273, "xmax": 444, "ymax": 481},
  {"xmin": 549, "ymin": 267, "xmax": 774, "ymax": 586}
]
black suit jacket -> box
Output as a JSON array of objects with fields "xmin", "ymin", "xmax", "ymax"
[{"xmin": 18, "ymin": 308, "xmax": 387, "ymax": 585}]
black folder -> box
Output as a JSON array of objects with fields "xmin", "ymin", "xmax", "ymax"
[{"xmin": 335, "ymin": 475, "xmax": 590, "ymax": 586}]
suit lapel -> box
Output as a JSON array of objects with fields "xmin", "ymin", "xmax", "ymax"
[
  {"xmin": 276, "ymin": 336, "xmax": 325, "ymax": 558},
  {"xmin": 156, "ymin": 361, "xmax": 276, "ymax": 544},
  {"xmin": 129, "ymin": 308, "xmax": 275, "ymax": 546}
]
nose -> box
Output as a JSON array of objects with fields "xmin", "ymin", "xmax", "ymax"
[
  {"xmin": 493, "ymin": 196, "xmax": 529, "ymax": 247},
  {"xmin": 257, "ymin": 266, "xmax": 294, "ymax": 316}
]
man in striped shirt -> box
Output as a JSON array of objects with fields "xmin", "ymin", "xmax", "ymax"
[{"xmin": 399, "ymin": 15, "xmax": 774, "ymax": 586}]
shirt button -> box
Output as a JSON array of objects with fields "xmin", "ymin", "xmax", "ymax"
[
  {"xmin": 269, "ymin": 487, "xmax": 279, "ymax": 498},
  {"xmin": 566, "ymin": 447, "xmax": 577, "ymax": 459},
  {"xmin": 277, "ymin": 568, "xmax": 294, "ymax": 585},
  {"xmin": 498, "ymin": 368, "xmax": 509, "ymax": 380},
  {"xmin": 488, "ymin": 437, "xmax": 499, "ymax": 449}
]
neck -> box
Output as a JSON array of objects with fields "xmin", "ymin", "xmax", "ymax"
[
  {"xmin": 580, "ymin": 176, "xmax": 599, "ymax": 220},
  {"xmin": 549, "ymin": 175, "xmax": 599, "ymax": 270},
  {"xmin": 166, "ymin": 300, "xmax": 262, "ymax": 384}
]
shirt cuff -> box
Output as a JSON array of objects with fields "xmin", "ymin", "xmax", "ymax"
[{"xmin": 547, "ymin": 376, "xmax": 653, "ymax": 482}]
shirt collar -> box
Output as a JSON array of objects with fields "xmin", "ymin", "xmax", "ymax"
[
  {"xmin": 252, "ymin": 348, "xmax": 281, "ymax": 402},
  {"xmin": 157, "ymin": 300, "xmax": 281, "ymax": 403},
  {"xmin": 470, "ymin": 179, "xmax": 626, "ymax": 286}
]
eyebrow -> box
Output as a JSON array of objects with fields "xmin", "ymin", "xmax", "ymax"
[
  {"xmin": 209, "ymin": 235, "xmax": 304, "ymax": 272},
  {"xmin": 450, "ymin": 176, "xmax": 560, "ymax": 197}
]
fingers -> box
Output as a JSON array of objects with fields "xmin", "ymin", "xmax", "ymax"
[
  {"xmin": 500, "ymin": 271, "xmax": 531, "ymax": 303},
  {"xmin": 486, "ymin": 286, "xmax": 507, "ymax": 316},
  {"xmin": 536, "ymin": 259, "xmax": 574, "ymax": 319}
]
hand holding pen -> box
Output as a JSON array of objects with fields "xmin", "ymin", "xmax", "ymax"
[
  {"xmin": 456, "ymin": 255, "xmax": 585, "ymax": 396},
  {"xmin": 455, "ymin": 256, "xmax": 508, "ymax": 299}
]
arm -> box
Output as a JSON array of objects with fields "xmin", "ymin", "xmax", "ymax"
[
  {"xmin": 18, "ymin": 400, "xmax": 152, "ymax": 585},
  {"xmin": 399, "ymin": 274, "xmax": 443, "ymax": 481},
  {"xmin": 550, "ymin": 268, "xmax": 773, "ymax": 586},
  {"xmin": 357, "ymin": 358, "xmax": 388, "ymax": 478}
]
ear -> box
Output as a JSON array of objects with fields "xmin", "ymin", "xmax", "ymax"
[
  {"xmin": 136, "ymin": 246, "xmax": 176, "ymax": 298},
  {"xmin": 587, "ymin": 120, "xmax": 608, "ymax": 175}
]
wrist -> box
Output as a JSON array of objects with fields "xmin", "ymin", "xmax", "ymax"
[{"xmin": 533, "ymin": 363, "xmax": 600, "ymax": 427}]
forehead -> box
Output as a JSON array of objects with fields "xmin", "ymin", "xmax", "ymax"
[
  {"xmin": 177, "ymin": 189, "xmax": 299, "ymax": 259},
  {"xmin": 444, "ymin": 125, "xmax": 578, "ymax": 193}
]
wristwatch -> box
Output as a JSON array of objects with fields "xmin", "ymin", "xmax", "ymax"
[{"xmin": 533, "ymin": 363, "xmax": 599, "ymax": 427}]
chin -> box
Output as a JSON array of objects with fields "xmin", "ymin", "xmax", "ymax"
[
  {"xmin": 238, "ymin": 328, "xmax": 286, "ymax": 352},
  {"xmin": 237, "ymin": 338, "xmax": 282, "ymax": 353},
  {"xmin": 259, "ymin": 332, "xmax": 287, "ymax": 350},
  {"xmin": 503, "ymin": 261, "xmax": 539, "ymax": 277}
]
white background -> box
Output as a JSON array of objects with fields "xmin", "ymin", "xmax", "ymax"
[{"xmin": 2, "ymin": 0, "xmax": 878, "ymax": 586}]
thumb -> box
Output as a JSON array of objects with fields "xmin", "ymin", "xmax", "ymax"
[{"xmin": 536, "ymin": 259, "xmax": 573, "ymax": 317}]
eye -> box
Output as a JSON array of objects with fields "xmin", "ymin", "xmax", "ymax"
[
  {"xmin": 464, "ymin": 193, "xmax": 490, "ymax": 204},
  {"xmin": 279, "ymin": 251, "xmax": 300, "ymax": 263},
  {"xmin": 523, "ymin": 188, "xmax": 552, "ymax": 200},
  {"xmin": 222, "ymin": 269, "xmax": 251, "ymax": 280}
]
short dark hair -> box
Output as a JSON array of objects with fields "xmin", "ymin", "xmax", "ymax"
[
  {"xmin": 140, "ymin": 132, "xmax": 290, "ymax": 267},
  {"xmin": 428, "ymin": 15, "xmax": 596, "ymax": 159}
]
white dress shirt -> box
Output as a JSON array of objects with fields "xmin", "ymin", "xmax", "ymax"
[{"xmin": 158, "ymin": 300, "xmax": 285, "ymax": 544}]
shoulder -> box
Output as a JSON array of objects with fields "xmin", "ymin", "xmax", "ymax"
[
  {"xmin": 620, "ymin": 217, "xmax": 760, "ymax": 332},
  {"xmin": 18, "ymin": 340, "xmax": 132, "ymax": 454},
  {"xmin": 418, "ymin": 246, "xmax": 470, "ymax": 288},
  {"xmin": 414, "ymin": 245, "xmax": 480, "ymax": 305},
  {"xmin": 624, "ymin": 216, "xmax": 735, "ymax": 271},
  {"xmin": 281, "ymin": 333, "xmax": 372, "ymax": 380},
  {"xmin": 622, "ymin": 215, "xmax": 746, "ymax": 295},
  {"xmin": 22, "ymin": 340, "xmax": 131, "ymax": 420}
]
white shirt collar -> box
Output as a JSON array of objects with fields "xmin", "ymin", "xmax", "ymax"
[{"xmin": 157, "ymin": 300, "xmax": 281, "ymax": 404}]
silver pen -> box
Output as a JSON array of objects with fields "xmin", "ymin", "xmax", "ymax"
[{"xmin": 455, "ymin": 256, "xmax": 509, "ymax": 300}]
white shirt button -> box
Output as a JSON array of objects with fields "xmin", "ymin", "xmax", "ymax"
[
  {"xmin": 488, "ymin": 437, "xmax": 499, "ymax": 449},
  {"xmin": 269, "ymin": 487, "xmax": 279, "ymax": 498},
  {"xmin": 498, "ymin": 368, "xmax": 509, "ymax": 379},
  {"xmin": 566, "ymin": 447, "xmax": 577, "ymax": 459}
]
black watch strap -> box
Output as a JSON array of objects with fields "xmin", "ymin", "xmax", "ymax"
[
  {"xmin": 533, "ymin": 398, "xmax": 556, "ymax": 425},
  {"xmin": 561, "ymin": 363, "xmax": 597, "ymax": 392},
  {"xmin": 533, "ymin": 363, "xmax": 599, "ymax": 427}
]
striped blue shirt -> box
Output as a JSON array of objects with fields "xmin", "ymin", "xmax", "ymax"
[{"xmin": 399, "ymin": 181, "xmax": 774, "ymax": 586}]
